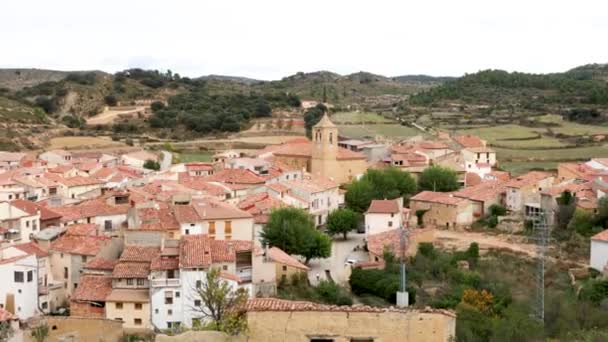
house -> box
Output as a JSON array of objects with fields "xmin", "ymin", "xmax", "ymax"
[
  {"xmin": 0, "ymin": 245, "xmax": 40, "ymax": 319},
  {"xmin": 0, "ymin": 201, "xmax": 41, "ymax": 245},
  {"xmin": 409, "ymin": 191, "xmax": 474, "ymax": 229},
  {"xmin": 106, "ymin": 246, "xmax": 158, "ymax": 331},
  {"xmin": 70, "ymin": 274, "xmax": 113, "ymax": 318},
  {"xmin": 13, "ymin": 175, "xmax": 60, "ymax": 202},
  {"xmin": 364, "ymin": 198, "xmax": 406, "ymax": 236},
  {"xmin": 461, "ymin": 147, "xmax": 497, "ymax": 168},
  {"xmin": 244, "ymin": 298, "xmax": 456, "ymax": 342},
  {"xmin": 453, "ymin": 135, "xmax": 486, "ymax": 149},
  {"xmin": 540, "ymin": 181, "xmax": 595, "ymax": 227},
  {"xmin": 10, "ymin": 199, "xmax": 62, "ymax": 229},
  {"xmin": 0, "ymin": 152, "xmax": 26, "ymax": 170},
  {"xmin": 52, "ymin": 198, "xmax": 129, "ymax": 233},
  {"xmin": 121, "ymin": 150, "xmax": 159, "ymax": 169},
  {"xmin": 280, "ymin": 177, "xmax": 342, "ymax": 227},
  {"xmin": 590, "ymin": 229, "xmax": 608, "ymax": 272},
  {"xmin": 338, "ymin": 139, "xmax": 373, "ymax": 152},
  {"xmin": 39, "ymin": 150, "xmax": 73, "ymax": 165},
  {"xmin": 504, "ymin": 171, "xmax": 554, "ymax": 216},
  {"xmin": 53, "ymin": 176, "xmax": 104, "ymax": 200},
  {"xmin": 266, "ymin": 246, "xmax": 309, "ymax": 284},
  {"xmin": 49, "ymin": 234, "xmax": 121, "ymax": 296},
  {"xmin": 366, "ymin": 227, "xmax": 435, "ymax": 263},
  {"xmin": 184, "ymin": 162, "xmax": 215, "ymax": 177},
  {"xmin": 0, "ymin": 178, "xmax": 27, "ymax": 202},
  {"xmin": 451, "ymin": 181, "xmax": 508, "ymax": 218}
]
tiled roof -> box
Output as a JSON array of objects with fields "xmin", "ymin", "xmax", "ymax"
[
  {"xmin": 185, "ymin": 162, "xmax": 214, "ymax": 171},
  {"xmin": 66, "ymin": 223, "xmax": 99, "ymax": 236},
  {"xmin": 50, "ymin": 235, "xmax": 111, "ymax": 256},
  {"xmin": 591, "ymin": 229, "xmax": 608, "ymax": 242},
  {"xmin": 120, "ymin": 246, "xmax": 160, "ymax": 262},
  {"xmin": 173, "ymin": 205, "xmax": 201, "ymax": 223},
  {"xmin": 106, "ymin": 289, "xmax": 150, "ymax": 303},
  {"xmin": 209, "ymin": 240, "xmax": 253, "ymax": 262},
  {"xmin": 410, "ymin": 191, "xmax": 466, "ymax": 206},
  {"xmin": 10, "ymin": 199, "xmax": 62, "ymax": 221},
  {"xmin": 219, "ymin": 272, "xmax": 241, "ymax": 283},
  {"xmin": 84, "ymin": 258, "xmax": 118, "ymax": 271},
  {"xmin": 272, "ymin": 141, "xmax": 365, "ymax": 161},
  {"xmin": 283, "ymin": 177, "xmax": 338, "ymax": 194},
  {"xmin": 112, "ymin": 261, "xmax": 151, "ymax": 278},
  {"xmin": 54, "ymin": 201, "xmax": 129, "ymax": 223},
  {"xmin": 12, "ymin": 242, "xmax": 49, "ymax": 258},
  {"xmin": 504, "ymin": 171, "xmax": 552, "ymax": 189},
  {"xmin": 238, "ymin": 192, "xmax": 285, "ymax": 216},
  {"xmin": 454, "ymin": 135, "xmax": 485, "ymax": 148},
  {"xmin": 179, "ymin": 235, "xmax": 212, "ymax": 268},
  {"xmin": 267, "ymin": 182, "xmax": 289, "ymax": 193},
  {"xmin": 367, "ymin": 229, "xmax": 403, "ymax": 257},
  {"xmin": 71, "ymin": 275, "xmax": 112, "ymax": 302},
  {"xmin": 57, "ymin": 176, "xmax": 103, "ymax": 187},
  {"xmin": 192, "ymin": 199, "xmax": 253, "ymax": 220},
  {"xmin": 151, "ymin": 255, "xmax": 180, "ymax": 270},
  {"xmin": 268, "ymin": 247, "xmax": 309, "ymax": 271},
  {"xmin": 366, "ymin": 199, "xmax": 400, "ymax": 214},
  {"xmin": 138, "ymin": 207, "xmax": 180, "ymax": 231},
  {"xmin": 452, "ymin": 181, "xmax": 508, "ymax": 202},
  {"xmin": 245, "ymin": 298, "xmax": 455, "ymax": 317},
  {"xmin": 204, "ymin": 169, "xmax": 266, "ymax": 184}
]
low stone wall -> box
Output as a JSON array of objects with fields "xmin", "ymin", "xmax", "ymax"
[
  {"xmin": 24, "ymin": 317, "xmax": 124, "ymax": 342},
  {"xmin": 156, "ymin": 331, "xmax": 246, "ymax": 342}
]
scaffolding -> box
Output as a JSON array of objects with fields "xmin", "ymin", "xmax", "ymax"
[{"xmin": 531, "ymin": 211, "xmax": 550, "ymax": 323}]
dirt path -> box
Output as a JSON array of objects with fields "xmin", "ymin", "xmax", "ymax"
[
  {"xmin": 87, "ymin": 106, "xmax": 147, "ymax": 125},
  {"xmin": 436, "ymin": 230, "xmax": 539, "ymax": 257}
]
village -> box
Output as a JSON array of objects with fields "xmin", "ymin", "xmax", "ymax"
[{"xmin": 0, "ymin": 112, "xmax": 607, "ymax": 342}]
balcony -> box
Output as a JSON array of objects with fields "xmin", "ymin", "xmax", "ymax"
[
  {"xmin": 237, "ymin": 267, "xmax": 252, "ymax": 283},
  {"xmin": 151, "ymin": 278, "xmax": 181, "ymax": 287}
]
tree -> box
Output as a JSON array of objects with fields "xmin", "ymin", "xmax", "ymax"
[
  {"xmin": 303, "ymin": 103, "xmax": 327, "ymax": 137},
  {"xmin": 191, "ymin": 268, "xmax": 248, "ymax": 335},
  {"xmin": 326, "ymin": 208, "xmax": 359, "ymax": 239},
  {"xmin": 418, "ymin": 166, "xmax": 460, "ymax": 192},
  {"xmin": 254, "ymin": 101, "xmax": 272, "ymax": 117},
  {"xmin": 104, "ymin": 94, "xmax": 118, "ymax": 106},
  {"xmin": 143, "ymin": 159, "xmax": 160, "ymax": 171},
  {"xmin": 31, "ymin": 323, "xmax": 49, "ymax": 342},
  {"xmin": 261, "ymin": 208, "xmax": 332, "ymax": 263},
  {"xmin": 555, "ymin": 190, "xmax": 576, "ymax": 232},
  {"xmin": 567, "ymin": 209, "xmax": 595, "ymax": 237},
  {"xmin": 150, "ymin": 101, "xmax": 165, "ymax": 112},
  {"xmin": 345, "ymin": 168, "xmax": 417, "ymax": 213}
]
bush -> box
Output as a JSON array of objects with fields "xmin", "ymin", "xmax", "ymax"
[
  {"xmin": 488, "ymin": 204, "xmax": 507, "ymax": 216},
  {"xmin": 143, "ymin": 159, "xmax": 160, "ymax": 171},
  {"xmin": 104, "ymin": 94, "xmax": 117, "ymax": 106}
]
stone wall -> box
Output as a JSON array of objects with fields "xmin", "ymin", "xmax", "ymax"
[
  {"xmin": 156, "ymin": 331, "xmax": 246, "ymax": 342},
  {"xmin": 24, "ymin": 317, "xmax": 123, "ymax": 342}
]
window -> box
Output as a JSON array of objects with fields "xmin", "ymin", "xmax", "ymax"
[
  {"xmin": 63, "ymin": 267, "xmax": 68, "ymax": 279},
  {"xmin": 115, "ymin": 318, "xmax": 123, "ymax": 321},
  {"xmin": 310, "ymin": 338, "xmax": 334, "ymax": 342},
  {"xmin": 165, "ymin": 291, "xmax": 173, "ymax": 304},
  {"xmin": 115, "ymin": 302, "xmax": 123, "ymax": 309},
  {"xmin": 388, "ymin": 221, "xmax": 393, "ymax": 227},
  {"xmin": 27, "ymin": 270, "xmax": 33, "ymax": 282},
  {"xmin": 185, "ymin": 229, "xmax": 190, "ymax": 235},
  {"xmin": 126, "ymin": 279, "xmax": 134, "ymax": 285},
  {"xmin": 225, "ymin": 221, "xmax": 232, "ymax": 236},
  {"xmin": 194, "ymin": 299, "xmax": 201, "ymax": 307},
  {"xmin": 196, "ymin": 280, "xmax": 202, "ymax": 289},
  {"xmin": 167, "ymin": 270, "xmax": 175, "ymax": 279},
  {"xmin": 209, "ymin": 221, "xmax": 216, "ymax": 236},
  {"xmin": 282, "ymin": 265, "xmax": 287, "ymax": 271},
  {"xmin": 8, "ymin": 195, "xmax": 12, "ymax": 200},
  {"xmin": 222, "ymin": 265, "xmax": 228, "ymax": 271},
  {"xmin": 14, "ymin": 271, "xmax": 24, "ymax": 283},
  {"xmin": 134, "ymin": 318, "xmax": 142, "ymax": 326},
  {"xmin": 137, "ymin": 279, "xmax": 145, "ymax": 286},
  {"xmin": 155, "ymin": 309, "xmax": 159, "ymax": 314},
  {"xmin": 104, "ymin": 220, "xmax": 112, "ymax": 231},
  {"xmin": 81, "ymin": 256, "xmax": 87, "ymax": 263},
  {"xmin": 41, "ymin": 302, "xmax": 48, "ymax": 310},
  {"xmin": 351, "ymin": 339, "xmax": 374, "ymax": 342},
  {"xmin": 26, "ymin": 220, "xmax": 30, "ymax": 227},
  {"xmin": 175, "ymin": 291, "xmax": 180, "ymax": 298},
  {"xmin": 167, "ymin": 309, "xmax": 173, "ymax": 316}
]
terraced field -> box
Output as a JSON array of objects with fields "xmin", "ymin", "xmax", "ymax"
[
  {"xmin": 337, "ymin": 124, "xmax": 422, "ymax": 139},
  {"xmin": 331, "ymin": 111, "xmax": 393, "ymax": 124}
]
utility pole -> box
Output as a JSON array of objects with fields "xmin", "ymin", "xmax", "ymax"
[
  {"xmin": 396, "ymin": 224, "xmax": 409, "ymax": 307},
  {"xmin": 531, "ymin": 210, "xmax": 549, "ymax": 323}
]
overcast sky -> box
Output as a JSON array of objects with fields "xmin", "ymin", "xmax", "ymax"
[{"xmin": 2, "ymin": 0, "xmax": 607, "ymax": 80}]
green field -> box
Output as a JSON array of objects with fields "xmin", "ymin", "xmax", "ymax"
[
  {"xmin": 176, "ymin": 151, "xmax": 213, "ymax": 163},
  {"xmin": 500, "ymin": 161, "xmax": 559, "ymax": 175},
  {"xmin": 495, "ymin": 145, "xmax": 608, "ymax": 161},
  {"xmin": 456, "ymin": 124, "xmax": 541, "ymax": 142},
  {"xmin": 337, "ymin": 124, "xmax": 422, "ymax": 139},
  {"xmin": 331, "ymin": 111, "xmax": 393, "ymax": 124},
  {"xmin": 534, "ymin": 114, "xmax": 608, "ymax": 135}
]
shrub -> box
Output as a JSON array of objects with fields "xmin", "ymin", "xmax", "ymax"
[
  {"xmin": 104, "ymin": 94, "xmax": 118, "ymax": 106},
  {"xmin": 488, "ymin": 204, "xmax": 507, "ymax": 216}
]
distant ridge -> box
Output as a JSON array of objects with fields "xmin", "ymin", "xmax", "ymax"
[
  {"xmin": 196, "ymin": 74, "xmax": 262, "ymax": 85},
  {"xmin": 392, "ymin": 74, "xmax": 457, "ymax": 83}
]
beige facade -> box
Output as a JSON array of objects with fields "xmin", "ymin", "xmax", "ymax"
[
  {"xmin": 105, "ymin": 298, "xmax": 152, "ymax": 331},
  {"xmin": 247, "ymin": 310, "xmax": 455, "ymax": 342},
  {"xmin": 24, "ymin": 317, "xmax": 124, "ymax": 342},
  {"xmin": 410, "ymin": 198, "xmax": 474, "ymax": 229}
]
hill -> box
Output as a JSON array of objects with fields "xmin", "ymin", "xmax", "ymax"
[
  {"xmin": 196, "ymin": 74, "xmax": 262, "ymax": 85},
  {"xmin": 0, "ymin": 68, "xmax": 70, "ymax": 90},
  {"xmin": 392, "ymin": 74, "xmax": 457, "ymax": 83}
]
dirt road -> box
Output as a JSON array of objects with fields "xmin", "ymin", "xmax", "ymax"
[{"xmin": 87, "ymin": 106, "xmax": 147, "ymax": 125}]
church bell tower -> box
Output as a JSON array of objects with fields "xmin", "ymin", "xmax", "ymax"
[{"xmin": 311, "ymin": 113, "xmax": 338, "ymax": 179}]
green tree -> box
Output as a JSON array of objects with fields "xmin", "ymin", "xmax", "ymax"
[
  {"xmin": 555, "ymin": 190, "xmax": 576, "ymax": 232},
  {"xmin": 345, "ymin": 168, "xmax": 416, "ymax": 213},
  {"xmin": 303, "ymin": 103, "xmax": 327, "ymax": 137},
  {"xmin": 192, "ymin": 268, "xmax": 248, "ymax": 335},
  {"xmin": 261, "ymin": 208, "xmax": 332, "ymax": 263},
  {"xmin": 326, "ymin": 208, "xmax": 359, "ymax": 239},
  {"xmin": 103, "ymin": 94, "xmax": 118, "ymax": 106},
  {"xmin": 418, "ymin": 166, "xmax": 460, "ymax": 192},
  {"xmin": 0, "ymin": 321, "xmax": 14, "ymax": 342},
  {"xmin": 143, "ymin": 159, "xmax": 160, "ymax": 171},
  {"xmin": 567, "ymin": 209, "xmax": 595, "ymax": 237}
]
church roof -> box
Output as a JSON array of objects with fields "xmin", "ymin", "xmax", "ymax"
[{"xmin": 314, "ymin": 113, "xmax": 336, "ymax": 128}]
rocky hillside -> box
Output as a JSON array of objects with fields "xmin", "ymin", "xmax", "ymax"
[{"xmin": 0, "ymin": 68, "xmax": 70, "ymax": 90}]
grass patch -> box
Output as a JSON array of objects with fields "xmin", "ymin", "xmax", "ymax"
[
  {"xmin": 176, "ymin": 151, "xmax": 213, "ymax": 163},
  {"xmin": 331, "ymin": 111, "xmax": 393, "ymax": 124},
  {"xmin": 495, "ymin": 145, "xmax": 608, "ymax": 161},
  {"xmin": 500, "ymin": 161, "xmax": 559, "ymax": 175},
  {"xmin": 456, "ymin": 124, "xmax": 541, "ymax": 142}
]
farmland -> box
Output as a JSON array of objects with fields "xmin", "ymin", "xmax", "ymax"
[
  {"xmin": 337, "ymin": 124, "xmax": 422, "ymax": 139},
  {"xmin": 331, "ymin": 111, "xmax": 393, "ymax": 124}
]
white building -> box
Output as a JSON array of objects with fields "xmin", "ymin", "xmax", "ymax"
[
  {"xmin": 0, "ymin": 248, "xmax": 39, "ymax": 319},
  {"xmin": 0, "ymin": 201, "xmax": 41, "ymax": 245},
  {"xmin": 39, "ymin": 150, "xmax": 73, "ymax": 166},
  {"xmin": 364, "ymin": 198, "xmax": 406, "ymax": 237},
  {"xmin": 173, "ymin": 200, "xmax": 254, "ymax": 240},
  {"xmin": 461, "ymin": 147, "xmax": 497, "ymax": 167},
  {"xmin": 279, "ymin": 178, "xmax": 343, "ymax": 226},
  {"xmin": 590, "ymin": 230, "xmax": 608, "ymax": 272},
  {"xmin": 121, "ymin": 151, "xmax": 159, "ymax": 169}
]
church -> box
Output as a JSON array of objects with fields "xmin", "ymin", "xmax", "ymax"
[{"xmin": 265, "ymin": 113, "xmax": 369, "ymax": 184}]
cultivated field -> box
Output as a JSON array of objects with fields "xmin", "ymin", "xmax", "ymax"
[
  {"xmin": 337, "ymin": 124, "xmax": 421, "ymax": 139},
  {"xmin": 48, "ymin": 136, "xmax": 127, "ymax": 149},
  {"xmin": 495, "ymin": 145, "xmax": 608, "ymax": 160},
  {"xmin": 500, "ymin": 161, "xmax": 559, "ymax": 175},
  {"xmin": 177, "ymin": 151, "xmax": 213, "ymax": 163},
  {"xmin": 331, "ymin": 111, "xmax": 393, "ymax": 124}
]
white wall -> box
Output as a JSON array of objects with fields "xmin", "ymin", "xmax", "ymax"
[
  {"xmin": 365, "ymin": 213, "xmax": 402, "ymax": 237},
  {"xmin": 0, "ymin": 254, "xmax": 39, "ymax": 319},
  {"xmin": 590, "ymin": 240, "xmax": 608, "ymax": 272}
]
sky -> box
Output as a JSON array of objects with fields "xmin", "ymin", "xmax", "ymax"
[{"xmin": 2, "ymin": 0, "xmax": 607, "ymax": 80}]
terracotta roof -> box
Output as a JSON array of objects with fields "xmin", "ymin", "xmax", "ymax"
[
  {"xmin": 591, "ymin": 229, "xmax": 608, "ymax": 242},
  {"xmin": 504, "ymin": 171, "xmax": 552, "ymax": 189},
  {"xmin": 71, "ymin": 275, "xmax": 113, "ymax": 302},
  {"xmin": 137, "ymin": 207, "xmax": 180, "ymax": 231},
  {"xmin": 185, "ymin": 162, "xmax": 214, "ymax": 171},
  {"xmin": 84, "ymin": 258, "xmax": 118, "ymax": 271},
  {"xmin": 541, "ymin": 181, "xmax": 592, "ymax": 197},
  {"xmin": 283, "ymin": 178, "xmax": 339, "ymax": 193},
  {"xmin": 219, "ymin": 272, "xmax": 242, "ymax": 283},
  {"xmin": 12, "ymin": 241, "xmax": 48, "ymax": 258},
  {"xmin": 238, "ymin": 192, "xmax": 285, "ymax": 216},
  {"xmin": 267, "ymin": 182, "xmax": 290, "ymax": 193},
  {"xmin": 10, "ymin": 199, "xmax": 62, "ymax": 221},
  {"xmin": 204, "ymin": 168, "xmax": 266, "ymax": 184},
  {"xmin": 209, "ymin": 240, "xmax": 253, "ymax": 262},
  {"xmin": 192, "ymin": 199, "xmax": 253, "ymax": 220},
  {"xmin": 112, "ymin": 261, "xmax": 151, "ymax": 278},
  {"xmin": 120, "ymin": 246, "xmax": 160, "ymax": 262},
  {"xmin": 173, "ymin": 205, "xmax": 201, "ymax": 223},
  {"xmin": 271, "ymin": 140, "xmax": 365, "ymax": 160},
  {"xmin": 66, "ymin": 223, "xmax": 99, "ymax": 236},
  {"xmin": 268, "ymin": 247, "xmax": 309, "ymax": 271},
  {"xmin": 50, "ymin": 235, "xmax": 111, "ymax": 256},
  {"xmin": 179, "ymin": 235, "xmax": 212, "ymax": 268},
  {"xmin": 57, "ymin": 176, "xmax": 103, "ymax": 187},
  {"xmin": 54, "ymin": 201, "xmax": 129, "ymax": 223},
  {"xmin": 151, "ymin": 255, "xmax": 179, "ymax": 270},
  {"xmin": 366, "ymin": 199, "xmax": 400, "ymax": 214},
  {"xmin": 452, "ymin": 181, "xmax": 508, "ymax": 202},
  {"xmin": 367, "ymin": 229, "xmax": 407, "ymax": 257},
  {"xmin": 106, "ymin": 289, "xmax": 149, "ymax": 303},
  {"xmin": 410, "ymin": 191, "xmax": 466, "ymax": 206},
  {"xmin": 454, "ymin": 135, "xmax": 485, "ymax": 148},
  {"xmin": 245, "ymin": 298, "xmax": 455, "ymax": 317}
]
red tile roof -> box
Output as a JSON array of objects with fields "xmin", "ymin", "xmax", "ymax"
[
  {"xmin": 179, "ymin": 235, "xmax": 212, "ymax": 268},
  {"xmin": 173, "ymin": 205, "xmax": 201, "ymax": 224},
  {"xmin": 452, "ymin": 181, "xmax": 508, "ymax": 202},
  {"xmin": 120, "ymin": 246, "xmax": 160, "ymax": 262},
  {"xmin": 10, "ymin": 199, "xmax": 62, "ymax": 221},
  {"xmin": 192, "ymin": 199, "xmax": 253, "ymax": 220},
  {"xmin": 454, "ymin": 135, "xmax": 485, "ymax": 148},
  {"xmin": 268, "ymin": 247, "xmax": 309, "ymax": 270},
  {"xmin": 272, "ymin": 141, "xmax": 365, "ymax": 161},
  {"xmin": 205, "ymin": 169, "xmax": 266, "ymax": 185},
  {"xmin": 66, "ymin": 224, "xmax": 99, "ymax": 236},
  {"xmin": 504, "ymin": 171, "xmax": 552, "ymax": 189},
  {"xmin": 410, "ymin": 191, "xmax": 466, "ymax": 205},
  {"xmin": 366, "ymin": 199, "xmax": 400, "ymax": 214},
  {"xmin": 112, "ymin": 261, "xmax": 151, "ymax": 279},
  {"xmin": 50, "ymin": 235, "xmax": 111, "ymax": 256},
  {"xmin": 71, "ymin": 275, "xmax": 113, "ymax": 302},
  {"xmin": 57, "ymin": 176, "xmax": 103, "ymax": 187},
  {"xmin": 591, "ymin": 229, "xmax": 608, "ymax": 242},
  {"xmin": 209, "ymin": 240, "xmax": 252, "ymax": 262},
  {"xmin": 367, "ymin": 229, "xmax": 404, "ymax": 257},
  {"xmin": 84, "ymin": 258, "xmax": 118, "ymax": 271},
  {"xmin": 151, "ymin": 255, "xmax": 179, "ymax": 271},
  {"xmin": 12, "ymin": 242, "xmax": 48, "ymax": 258}
]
